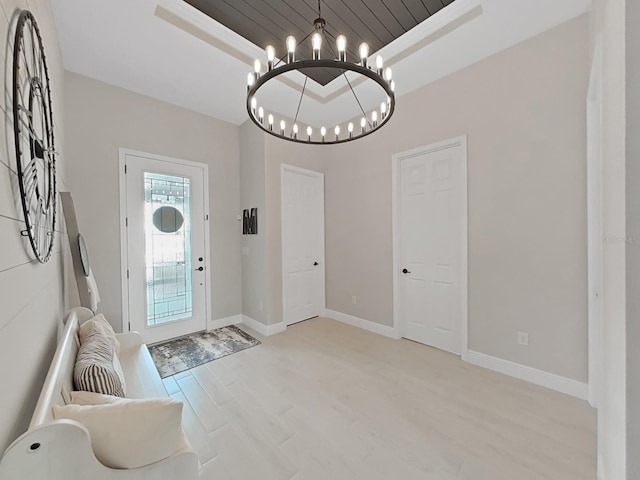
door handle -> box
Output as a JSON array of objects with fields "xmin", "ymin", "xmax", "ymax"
[
  {"xmin": 402, "ymin": 268, "xmax": 410, "ymax": 274},
  {"xmin": 195, "ymin": 267, "xmax": 204, "ymax": 272},
  {"xmin": 313, "ymin": 262, "xmax": 319, "ymax": 266}
]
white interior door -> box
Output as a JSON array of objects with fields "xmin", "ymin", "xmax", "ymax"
[
  {"xmin": 122, "ymin": 151, "xmax": 208, "ymax": 344},
  {"xmin": 395, "ymin": 138, "xmax": 467, "ymax": 354},
  {"xmin": 282, "ymin": 165, "xmax": 325, "ymax": 326}
]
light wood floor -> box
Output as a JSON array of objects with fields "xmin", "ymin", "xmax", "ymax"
[{"xmin": 163, "ymin": 317, "xmax": 596, "ymax": 480}]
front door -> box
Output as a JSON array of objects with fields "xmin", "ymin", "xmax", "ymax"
[
  {"xmin": 123, "ymin": 151, "xmax": 208, "ymax": 344},
  {"xmin": 396, "ymin": 138, "xmax": 467, "ymax": 354}
]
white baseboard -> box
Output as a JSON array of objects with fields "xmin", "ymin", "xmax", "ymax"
[
  {"xmin": 241, "ymin": 315, "xmax": 286, "ymax": 337},
  {"xmin": 466, "ymin": 350, "xmax": 589, "ymax": 400},
  {"xmin": 208, "ymin": 314, "xmax": 242, "ymax": 330},
  {"xmin": 323, "ymin": 309, "xmax": 401, "ymax": 339}
]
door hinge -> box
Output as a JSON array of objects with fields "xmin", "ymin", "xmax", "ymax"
[
  {"xmin": 125, "ymin": 217, "xmax": 128, "ymax": 227},
  {"xmin": 126, "ymin": 269, "xmax": 130, "ymax": 279},
  {"xmin": 124, "ymin": 164, "xmax": 127, "ymax": 174},
  {"xmin": 128, "ymin": 321, "xmax": 131, "ymax": 331},
  {"xmin": 205, "ymin": 214, "xmax": 209, "ymax": 221}
]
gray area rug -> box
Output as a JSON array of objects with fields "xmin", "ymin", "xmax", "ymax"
[{"xmin": 148, "ymin": 326, "xmax": 260, "ymax": 378}]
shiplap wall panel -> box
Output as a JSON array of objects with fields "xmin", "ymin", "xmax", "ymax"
[
  {"xmin": 0, "ymin": 0, "xmax": 67, "ymax": 453},
  {"xmin": 0, "ymin": 164, "xmax": 19, "ymax": 218}
]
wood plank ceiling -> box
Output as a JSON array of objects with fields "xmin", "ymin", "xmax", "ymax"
[{"xmin": 184, "ymin": 0, "xmax": 456, "ymax": 86}]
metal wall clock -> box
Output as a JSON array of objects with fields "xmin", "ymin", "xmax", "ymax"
[{"xmin": 12, "ymin": 10, "xmax": 57, "ymax": 263}]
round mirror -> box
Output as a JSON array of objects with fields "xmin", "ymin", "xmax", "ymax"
[{"xmin": 153, "ymin": 206, "xmax": 184, "ymax": 233}]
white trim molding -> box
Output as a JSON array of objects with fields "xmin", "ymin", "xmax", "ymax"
[
  {"xmin": 466, "ymin": 350, "xmax": 589, "ymax": 400},
  {"xmin": 241, "ymin": 315, "xmax": 286, "ymax": 337},
  {"xmin": 208, "ymin": 314, "xmax": 242, "ymax": 331},
  {"xmin": 323, "ymin": 309, "xmax": 401, "ymax": 340}
]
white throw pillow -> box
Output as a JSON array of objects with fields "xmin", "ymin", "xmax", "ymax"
[{"xmin": 53, "ymin": 398, "xmax": 184, "ymax": 469}]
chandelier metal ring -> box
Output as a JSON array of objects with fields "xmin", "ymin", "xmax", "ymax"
[{"xmin": 246, "ymin": 58, "xmax": 395, "ymax": 145}]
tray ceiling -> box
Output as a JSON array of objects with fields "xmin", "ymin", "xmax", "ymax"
[{"xmin": 184, "ymin": 0, "xmax": 455, "ymax": 86}]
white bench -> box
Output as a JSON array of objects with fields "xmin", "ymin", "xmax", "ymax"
[{"xmin": 0, "ymin": 307, "xmax": 199, "ymax": 480}]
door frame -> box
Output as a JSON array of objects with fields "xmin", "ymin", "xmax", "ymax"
[
  {"xmin": 587, "ymin": 36, "xmax": 603, "ymax": 410},
  {"xmin": 391, "ymin": 135, "xmax": 468, "ymax": 359},
  {"xmin": 280, "ymin": 163, "xmax": 326, "ymax": 327},
  {"xmin": 118, "ymin": 148, "xmax": 212, "ymax": 334}
]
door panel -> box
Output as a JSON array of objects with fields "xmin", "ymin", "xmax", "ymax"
[
  {"xmin": 282, "ymin": 166, "xmax": 325, "ymax": 326},
  {"xmin": 124, "ymin": 153, "xmax": 208, "ymax": 344},
  {"xmin": 398, "ymin": 143, "xmax": 465, "ymax": 354}
]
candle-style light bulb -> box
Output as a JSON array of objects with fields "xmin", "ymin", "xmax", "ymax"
[
  {"xmin": 372, "ymin": 110, "xmax": 378, "ymax": 127},
  {"xmin": 286, "ymin": 36, "xmax": 296, "ymax": 63},
  {"xmin": 380, "ymin": 101, "xmax": 387, "ymax": 119},
  {"xmin": 293, "ymin": 124, "xmax": 298, "ymax": 139},
  {"xmin": 335, "ymin": 125, "xmax": 340, "ymax": 140},
  {"xmin": 390, "ymin": 80, "xmax": 395, "ymax": 92},
  {"xmin": 266, "ymin": 45, "xmax": 275, "ymax": 71},
  {"xmin": 250, "ymin": 97, "xmax": 257, "ymax": 114},
  {"xmin": 268, "ymin": 114, "xmax": 274, "ymax": 131},
  {"xmin": 307, "ymin": 126, "xmax": 312, "ymax": 141},
  {"xmin": 247, "ymin": 72, "xmax": 255, "ymax": 89},
  {"xmin": 336, "ymin": 35, "xmax": 347, "ymax": 61},
  {"xmin": 258, "ymin": 107, "xmax": 264, "ymax": 123},
  {"xmin": 348, "ymin": 122, "xmax": 354, "ymax": 138},
  {"xmin": 254, "ymin": 59, "xmax": 261, "ymax": 75},
  {"xmin": 385, "ymin": 67, "xmax": 392, "ymax": 81},
  {"xmin": 321, "ymin": 126, "xmax": 326, "ymax": 142},
  {"xmin": 359, "ymin": 42, "xmax": 369, "ymax": 67},
  {"xmin": 360, "ymin": 116, "xmax": 366, "ymax": 133},
  {"xmin": 280, "ymin": 120, "xmax": 286, "ymax": 135},
  {"xmin": 312, "ymin": 32, "xmax": 322, "ymax": 60},
  {"xmin": 375, "ymin": 55, "xmax": 383, "ymax": 75}
]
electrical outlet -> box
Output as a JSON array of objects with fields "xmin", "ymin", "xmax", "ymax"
[
  {"xmin": 517, "ymin": 331, "xmax": 529, "ymax": 346},
  {"xmin": 351, "ymin": 295, "xmax": 357, "ymax": 305}
]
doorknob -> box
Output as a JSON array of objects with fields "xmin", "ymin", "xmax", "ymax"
[
  {"xmin": 313, "ymin": 261, "xmax": 319, "ymax": 266},
  {"xmin": 195, "ymin": 266, "xmax": 204, "ymax": 271},
  {"xmin": 402, "ymin": 268, "xmax": 410, "ymax": 274}
]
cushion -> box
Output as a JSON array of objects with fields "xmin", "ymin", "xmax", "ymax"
[
  {"xmin": 69, "ymin": 391, "xmax": 123, "ymax": 405},
  {"xmin": 74, "ymin": 328, "xmax": 126, "ymax": 397},
  {"xmin": 80, "ymin": 314, "xmax": 120, "ymax": 355},
  {"xmin": 53, "ymin": 397, "xmax": 184, "ymax": 469}
]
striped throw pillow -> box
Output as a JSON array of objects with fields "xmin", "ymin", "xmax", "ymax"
[{"xmin": 74, "ymin": 328, "xmax": 126, "ymax": 397}]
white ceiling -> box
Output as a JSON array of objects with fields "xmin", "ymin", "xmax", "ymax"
[{"xmin": 51, "ymin": 0, "xmax": 591, "ymax": 127}]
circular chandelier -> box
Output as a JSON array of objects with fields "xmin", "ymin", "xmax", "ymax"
[{"xmin": 246, "ymin": 1, "xmax": 396, "ymax": 145}]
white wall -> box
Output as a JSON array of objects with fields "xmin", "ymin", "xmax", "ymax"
[
  {"xmin": 64, "ymin": 72, "xmax": 242, "ymax": 330},
  {"xmin": 590, "ymin": 1, "xmax": 627, "ymax": 479},
  {"xmin": 0, "ymin": 0, "xmax": 68, "ymax": 452},
  {"xmin": 321, "ymin": 16, "xmax": 590, "ymax": 382},
  {"xmin": 626, "ymin": 1, "xmax": 639, "ymax": 478},
  {"xmin": 240, "ymin": 121, "xmax": 267, "ymax": 324}
]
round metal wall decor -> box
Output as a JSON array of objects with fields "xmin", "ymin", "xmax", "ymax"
[{"xmin": 12, "ymin": 10, "xmax": 57, "ymax": 263}]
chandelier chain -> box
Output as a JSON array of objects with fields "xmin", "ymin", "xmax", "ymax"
[
  {"xmin": 341, "ymin": 71, "xmax": 369, "ymax": 127},
  {"xmin": 293, "ymin": 76, "xmax": 308, "ymax": 128}
]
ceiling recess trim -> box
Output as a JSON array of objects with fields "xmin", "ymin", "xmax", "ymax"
[{"xmin": 155, "ymin": 0, "xmax": 483, "ymax": 104}]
